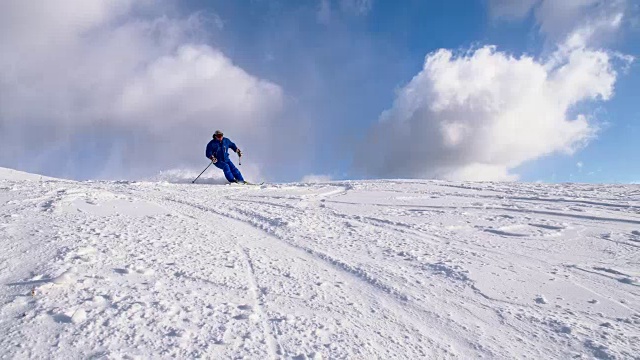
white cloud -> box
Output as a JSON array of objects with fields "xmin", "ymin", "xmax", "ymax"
[
  {"xmin": 536, "ymin": 0, "xmax": 626, "ymax": 44},
  {"xmin": 301, "ymin": 174, "xmax": 333, "ymax": 183},
  {"xmin": 115, "ymin": 45, "xmax": 283, "ymax": 129},
  {"xmin": 0, "ymin": 0, "xmax": 286, "ymax": 179},
  {"xmin": 577, "ymin": 161, "xmax": 584, "ymax": 168},
  {"xmin": 490, "ymin": 0, "xmax": 629, "ymax": 45},
  {"xmin": 353, "ymin": 0, "xmax": 634, "ymax": 181},
  {"xmin": 355, "ymin": 39, "xmax": 623, "ymax": 181}
]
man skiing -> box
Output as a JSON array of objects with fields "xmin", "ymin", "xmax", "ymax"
[{"xmin": 205, "ymin": 130, "xmax": 245, "ymax": 183}]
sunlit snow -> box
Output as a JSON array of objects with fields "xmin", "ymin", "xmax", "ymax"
[{"xmin": 1, "ymin": 168, "xmax": 638, "ymax": 358}]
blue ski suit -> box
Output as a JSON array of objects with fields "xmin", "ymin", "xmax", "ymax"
[{"xmin": 205, "ymin": 138, "xmax": 244, "ymax": 182}]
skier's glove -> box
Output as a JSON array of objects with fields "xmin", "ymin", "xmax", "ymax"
[
  {"xmin": 236, "ymin": 149, "xmax": 242, "ymax": 157},
  {"xmin": 211, "ymin": 157, "xmax": 217, "ymax": 164}
]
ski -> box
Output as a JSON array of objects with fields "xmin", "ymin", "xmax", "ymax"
[
  {"xmin": 227, "ymin": 181, "xmax": 264, "ymax": 186},
  {"xmin": 242, "ymin": 181, "xmax": 264, "ymax": 186}
]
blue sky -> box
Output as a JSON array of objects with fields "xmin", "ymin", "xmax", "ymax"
[
  {"xmin": 0, "ymin": 0, "xmax": 638, "ymax": 183},
  {"xmin": 180, "ymin": 0, "xmax": 639, "ymax": 183},
  {"xmin": 189, "ymin": 0, "xmax": 496, "ymax": 177}
]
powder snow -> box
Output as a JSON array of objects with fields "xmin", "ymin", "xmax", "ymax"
[{"xmin": 1, "ymin": 168, "xmax": 638, "ymax": 359}]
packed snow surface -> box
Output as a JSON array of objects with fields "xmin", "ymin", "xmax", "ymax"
[{"xmin": 1, "ymin": 168, "xmax": 639, "ymax": 359}]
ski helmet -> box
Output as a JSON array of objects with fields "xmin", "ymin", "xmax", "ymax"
[{"xmin": 213, "ymin": 130, "xmax": 223, "ymax": 138}]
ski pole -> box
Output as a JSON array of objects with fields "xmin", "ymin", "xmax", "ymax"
[{"xmin": 192, "ymin": 161, "xmax": 213, "ymax": 183}]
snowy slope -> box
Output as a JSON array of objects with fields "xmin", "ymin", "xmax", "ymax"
[
  {"xmin": 1, "ymin": 168, "xmax": 639, "ymax": 359},
  {"xmin": 0, "ymin": 167, "xmax": 59, "ymax": 182}
]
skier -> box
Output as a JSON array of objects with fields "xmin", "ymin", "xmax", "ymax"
[{"xmin": 205, "ymin": 130, "xmax": 245, "ymax": 183}]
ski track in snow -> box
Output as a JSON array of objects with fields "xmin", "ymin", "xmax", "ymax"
[{"xmin": 1, "ymin": 169, "xmax": 639, "ymax": 359}]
